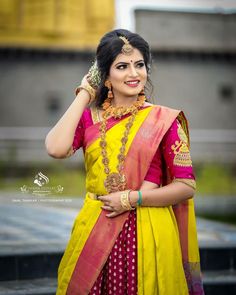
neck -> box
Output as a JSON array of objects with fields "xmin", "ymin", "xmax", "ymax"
[{"xmin": 112, "ymin": 95, "xmax": 139, "ymax": 108}]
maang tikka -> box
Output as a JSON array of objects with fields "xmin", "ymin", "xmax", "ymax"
[
  {"xmin": 119, "ymin": 36, "xmax": 134, "ymax": 55},
  {"xmin": 87, "ymin": 35, "xmax": 133, "ymax": 89}
]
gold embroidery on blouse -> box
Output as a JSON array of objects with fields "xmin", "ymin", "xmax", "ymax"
[
  {"xmin": 171, "ymin": 140, "xmax": 192, "ymax": 167},
  {"xmin": 173, "ymin": 178, "xmax": 196, "ymax": 190},
  {"xmin": 177, "ymin": 121, "xmax": 188, "ymax": 143},
  {"xmin": 171, "ymin": 123, "xmax": 192, "ymax": 167},
  {"xmin": 177, "ymin": 112, "xmax": 190, "ymax": 147}
]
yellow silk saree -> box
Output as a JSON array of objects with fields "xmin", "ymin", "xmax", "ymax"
[{"xmin": 57, "ymin": 105, "xmax": 204, "ymax": 295}]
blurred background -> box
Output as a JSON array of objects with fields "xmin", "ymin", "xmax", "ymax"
[{"xmin": 0, "ymin": 0, "xmax": 236, "ymax": 223}]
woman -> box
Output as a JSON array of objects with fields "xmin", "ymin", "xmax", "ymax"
[{"xmin": 45, "ymin": 29, "xmax": 204, "ymax": 295}]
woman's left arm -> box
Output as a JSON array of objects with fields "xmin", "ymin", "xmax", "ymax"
[
  {"xmin": 99, "ymin": 181, "xmax": 194, "ymax": 218},
  {"xmin": 129, "ymin": 181, "xmax": 194, "ymax": 208}
]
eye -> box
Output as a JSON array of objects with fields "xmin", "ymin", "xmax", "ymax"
[
  {"xmin": 136, "ymin": 62, "xmax": 145, "ymax": 68},
  {"xmin": 116, "ymin": 64, "xmax": 127, "ymax": 70}
]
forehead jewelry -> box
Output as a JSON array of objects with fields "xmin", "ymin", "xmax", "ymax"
[{"xmin": 119, "ymin": 36, "xmax": 134, "ymax": 55}]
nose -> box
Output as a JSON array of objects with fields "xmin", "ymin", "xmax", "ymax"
[{"xmin": 129, "ymin": 64, "xmax": 138, "ymax": 77}]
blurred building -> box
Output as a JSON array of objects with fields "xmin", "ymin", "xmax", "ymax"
[
  {"xmin": 134, "ymin": 8, "xmax": 236, "ymax": 163},
  {"xmin": 115, "ymin": 1, "xmax": 236, "ymax": 163},
  {"xmin": 0, "ymin": 0, "xmax": 235, "ymax": 163},
  {"xmin": 0, "ymin": 0, "xmax": 114, "ymax": 164},
  {"xmin": 0, "ymin": 0, "xmax": 114, "ymax": 49}
]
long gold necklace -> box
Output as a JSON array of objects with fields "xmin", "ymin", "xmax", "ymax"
[{"xmin": 100, "ymin": 94, "xmax": 146, "ymax": 193}]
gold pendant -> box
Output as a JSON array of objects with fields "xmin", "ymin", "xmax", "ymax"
[{"xmin": 104, "ymin": 172, "xmax": 127, "ymax": 193}]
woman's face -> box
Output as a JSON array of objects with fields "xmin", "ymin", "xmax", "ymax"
[{"xmin": 108, "ymin": 48, "xmax": 147, "ymax": 100}]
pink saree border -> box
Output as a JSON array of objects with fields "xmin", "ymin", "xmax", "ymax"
[
  {"xmin": 66, "ymin": 106, "xmax": 181, "ymax": 295},
  {"xmin": 66, "ymin": 210, "xmax": 129, "ymax": 295},
  {"xmin": 173, "ymin": 200, "xmax": 189, "ymax": 261},
  {"xmin": 124, "ymin": 106, "xmax": 180, "ymax": 190}
]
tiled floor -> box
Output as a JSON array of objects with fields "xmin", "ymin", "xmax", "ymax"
[{"xmin": 0, "ymin": 192, "xmax": 82, "ymax": 255}]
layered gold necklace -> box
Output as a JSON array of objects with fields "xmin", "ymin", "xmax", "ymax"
[{"xmin": 99, "ymin": 94, "xmax": 146, "ymax": 193}]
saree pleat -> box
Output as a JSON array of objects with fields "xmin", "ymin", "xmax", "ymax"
[{"xmin": 137, "ymin": 206, "xmax": 189, "ymax": 295}]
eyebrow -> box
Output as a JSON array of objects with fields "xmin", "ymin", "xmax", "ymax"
[{"xmin": 114, "ymin": 59, "xmax": 144, "ymax": 66}]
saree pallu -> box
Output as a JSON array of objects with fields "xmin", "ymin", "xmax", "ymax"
[{"xmin": 57, "ymin": 106, "xmax": 204, "ymax": 295}]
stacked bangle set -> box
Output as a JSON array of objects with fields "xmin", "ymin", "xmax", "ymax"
[
  {"xmin": 120, "ymin": 190, "xmax": 142, "ymax": 211},
  {"xmin": 75, "ymin": 84, "xmax": 96, "ymax": 104}
]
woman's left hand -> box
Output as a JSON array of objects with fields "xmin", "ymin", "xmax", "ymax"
[{"xmin": 98, "ymin": 191, "xmax": 127, "ymax": 218}]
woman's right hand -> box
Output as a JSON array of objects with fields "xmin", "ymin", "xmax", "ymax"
[
  {"xmin": 80, "ymin": 74, "xmax": 91, "ymax": 88},
  {"xmin": 76, "ymin": 74, "xmax": 96, "ymax": 104},
  {"xmin": 45, "ymin": 74, "xmax": 93, "ymax": 159}
]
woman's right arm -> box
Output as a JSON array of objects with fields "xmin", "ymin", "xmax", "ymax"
[{"xmin": 45, "ymin": 89, "xmax": 90, "ymax": 159}]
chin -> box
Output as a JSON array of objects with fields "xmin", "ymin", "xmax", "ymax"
[{"xmin": 125, "ymin": 88, "xmax": 142, "ymax": 97}]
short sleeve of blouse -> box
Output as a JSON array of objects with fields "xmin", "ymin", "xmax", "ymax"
[
  {"xmin": 71, "ymin": 108, "xmax": 93, "ymax": 153},
  {"xmin": 72, "ymin": 118, "xmax": 84, "ymax": 152},
  {"xmin": 144, "ymin": 148, "xmax": 162, "ymax": 185},
  {"xmin": 161, "ymin": 118, "xmax": 196, "ymax": 189}
]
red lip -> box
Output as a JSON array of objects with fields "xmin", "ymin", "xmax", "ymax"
[
  {"xmin": 125, "ymin": 80, "xmax": 140, "ymax": 87},
  {"xmin": 125, "ymin": 80, "xmax": 140, "ymax": 83}
]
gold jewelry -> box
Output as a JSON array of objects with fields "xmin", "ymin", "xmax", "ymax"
[
  {"xmin": 100, "ymin": 93, "xmax": 146, "ymax": 193},
  {"xmin": 105, "ymin": 80, "xmax": 113, "ymax": 100},
  {"xmin": 119, "ymin": 36, "xmax": 134, "ymax": 55},
  {"xmin": 102, "ymin": 90, "xmax": 146, "ymax": 119},
  {"xmin": 128, "ymin": 190, "xmax": 136, "ymax": 209},
  {"xmin": 120, "ymin": 190, "xmax": 135, "ymax": 210},
  {"xmin": 75, "ymin": 83, "xmax": 96, "ymax": 104}
]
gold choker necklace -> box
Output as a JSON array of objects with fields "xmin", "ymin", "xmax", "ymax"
[{"xmin": 100, "ymin": 94, "xmax": 146, "ymax": 193}]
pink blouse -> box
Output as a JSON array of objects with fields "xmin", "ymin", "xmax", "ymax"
[{"xmin": 72, "ymin": 108, "xmax": 195, "ymax": 187}]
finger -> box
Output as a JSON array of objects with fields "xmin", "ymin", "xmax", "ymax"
[
  {"xmin": 101, "ymin": 205, "xmax": 113, "ymax": 211},
  {"xmin": 98, "ymin": 195, "xmax": 109, "ymax": 202},
  {"xmin": 106, "ymin": 211, "xmax": 119, "ymax": 218}
]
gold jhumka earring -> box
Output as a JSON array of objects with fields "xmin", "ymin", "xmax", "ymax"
[
  {"xmin": 105, "ymin": 80, "xmax": 113, "ymax": 99},
  {"xmin": 102, "ymin": 80, "xmax": 113, "ymax": 110}
]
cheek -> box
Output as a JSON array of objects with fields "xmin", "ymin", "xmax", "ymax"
[
  {"xmin": 110, "ymin": 72, "xmax": 124, "ymax": 84},
  {"xmin": 140, "ymin": 71, "xmax": 147, "ymax": 83}
]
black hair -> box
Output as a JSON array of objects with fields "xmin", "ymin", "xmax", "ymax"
[{"xmin": 95, "ymin": 29, "xmax": 152, "ymax": 107}]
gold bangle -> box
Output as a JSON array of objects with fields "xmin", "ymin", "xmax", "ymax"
[
  {"xmin": 128, "ymin": 190, "xmax": 136, "ymax": 209},
  {"xmin": 120, "ymin": 190, "xmax": 135, "ymax": 211},
  {"xmin": 75, "ymin": 84, "xmax": 96, "ymax": 104}
]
